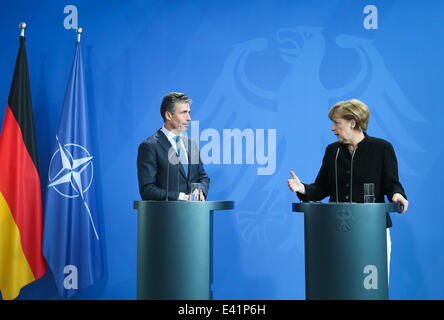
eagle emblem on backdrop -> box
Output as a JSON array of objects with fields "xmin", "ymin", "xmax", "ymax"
[{"xmin": 195, "ymin": 27, "xmax": 425, "ymax": 254}]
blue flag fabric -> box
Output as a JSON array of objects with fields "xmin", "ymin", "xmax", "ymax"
[{"xmin": 43, "ymin": 42, "xmax": 103, "ymax": 299}]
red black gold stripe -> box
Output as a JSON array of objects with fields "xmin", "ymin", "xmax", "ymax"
[{"xmin": 0, "ymin": 36, "xmax": 46, "ymax": 300}]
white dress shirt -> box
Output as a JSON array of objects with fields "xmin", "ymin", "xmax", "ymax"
[{"xmin": 161, "ymin": 126, "xmax": 188, "ymax": 200}]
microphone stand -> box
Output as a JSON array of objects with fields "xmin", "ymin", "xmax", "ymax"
[
  {"xmin": 335, "ymin": 146, "xmax": 340, "ymax": 203},
  {"xmin": 350, "ymin": 149, "xmax": 356, "ymax": 203}
]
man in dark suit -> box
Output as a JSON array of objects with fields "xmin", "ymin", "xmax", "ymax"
[{"xmin": 137, "ymin": 92, "xmax": 210, "ymax": 201}]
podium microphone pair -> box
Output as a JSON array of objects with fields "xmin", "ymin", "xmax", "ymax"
[
  {"xmin": 335, "ymin": 146, "xmax": 356, "ymax": 204},
  {"xmin": 165, "ymin": 147, "xmax": 180, "ymax": 201}
]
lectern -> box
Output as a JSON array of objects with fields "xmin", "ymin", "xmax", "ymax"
[
  {"xmin": 293, "ymin": 202, "xmax": 399, "ymax": 300},
  {"xmin": 134, "ymin": 200, "xmax": 234, "ymax": 300}
]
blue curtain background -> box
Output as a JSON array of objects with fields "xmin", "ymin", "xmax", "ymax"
[{"xmin": 0, "ymin": 0, "xmax": 443, "ymax": 299}]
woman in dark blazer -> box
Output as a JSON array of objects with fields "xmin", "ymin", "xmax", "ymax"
[
  {"xmin": 287, "ymin": 99, "xmax": 408, "ymax": 277},
  {"xmin": 288, "ymin": 98, "xmax": 408, "ymax": 212}
]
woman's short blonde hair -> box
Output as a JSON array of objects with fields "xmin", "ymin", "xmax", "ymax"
[{"xmin": 328, "ymin": 99, "xmax": 370, "ymax": 131}]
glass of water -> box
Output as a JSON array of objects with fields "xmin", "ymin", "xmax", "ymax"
[
  {"xmin": 363, "ymin": 183, "xmax": 375, "ymax": 203},
  {"xmin": 191, "ymin": 183, "xmax": 201, "ymax": 201}
]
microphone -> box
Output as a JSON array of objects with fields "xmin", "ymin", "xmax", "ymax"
[
  {"xmin": 176, "ymin": 136, "xmax": 181, "ymax": 199},
  {"xmin": 334, "ymin": 146, "xmax": 340, "ymax": 203},
  {"xmin": 166, "ymin": 144, "xmax": 179, "ymax": 201},
  {"xmin": 166, "ymin": 157, "xmax": 169, "ymax": 201},
  {"xmin": 177, "ymin": 155, "xmax": 180, "ymax": 199},
  {"xmin": 166, "ymin": 146, "xmax": 174, "ymax": 201},
  {"xmin": 350, "ymin": 149, "xmax": 356, "ymax": 203}
]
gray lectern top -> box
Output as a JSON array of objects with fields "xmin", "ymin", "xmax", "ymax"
[
  {"xmin": 293, "ymin": 202, "xmax": 399, "ymax": 213},
  {"xmin": 134, "ymin": 200, "xmax": 234, "ymax": 211}
]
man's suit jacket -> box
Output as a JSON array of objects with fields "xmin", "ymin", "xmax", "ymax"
[{"xmin": 137, "ymin": 129, "xmax": 210, "ymax": 201}]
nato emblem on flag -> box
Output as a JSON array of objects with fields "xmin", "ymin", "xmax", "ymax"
[{"xmin": 43, "ymin": 41, "xmax": 104, "ymax": 299}]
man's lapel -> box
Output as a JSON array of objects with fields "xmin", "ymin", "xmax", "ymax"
[
  {"xmin": 156, "ymin": 129, "xmax": 172, "ymax": 153},
  {"xmin": 181, "ymin": 137, "xmax": 190, "ymax": 179},
  {"xmin": 157, "ymin": 129, "xmax": 188, "ymax": 179}
]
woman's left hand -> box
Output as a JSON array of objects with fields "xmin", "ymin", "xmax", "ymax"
[{"xmin": 392, "ymin": 193, "xmax": 408, "ymax": 213}]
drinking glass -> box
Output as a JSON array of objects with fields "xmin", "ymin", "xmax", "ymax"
[
  {"xmin": 364, "ymin": 183, "xmax": 375, "ymax": 203},
  {"xmin": 191, "ymin": 183, "xmax": 201, "ymax": 201}
]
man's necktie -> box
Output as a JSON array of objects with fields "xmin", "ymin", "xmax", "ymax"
[{"xmin": 175, "ymin": 135, "xmax": 188, "ymax": 177}]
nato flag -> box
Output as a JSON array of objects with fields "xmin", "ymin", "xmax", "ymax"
[{"xmin": 43, "ymin": 41, "xmax": 103, "ymax": 299}]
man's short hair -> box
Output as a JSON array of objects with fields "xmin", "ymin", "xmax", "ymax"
[{"xmin": 160, "ymin": 92, "xmax": 192, "ymax": 121}]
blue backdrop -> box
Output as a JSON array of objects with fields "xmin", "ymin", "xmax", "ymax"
[{"xmin": 0, "ymin": 0, "xmax": 443, "ymax": 299}]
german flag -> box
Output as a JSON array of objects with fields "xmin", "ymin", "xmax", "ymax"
[{"xmin": 0, "ymin": 36, "xmax": 46, "ymax": 300}]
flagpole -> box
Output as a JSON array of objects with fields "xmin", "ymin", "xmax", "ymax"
[
  {"xmin": 74, "ymin": 26, "xmax": 97, "ymax": 239},
  {"xmin": 19, "ymin": 22, "xmax": 26, "ymax": 37},
  {"xmin": 76, "ymin": 27, "xmax": 82, "ymax": 42}
]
